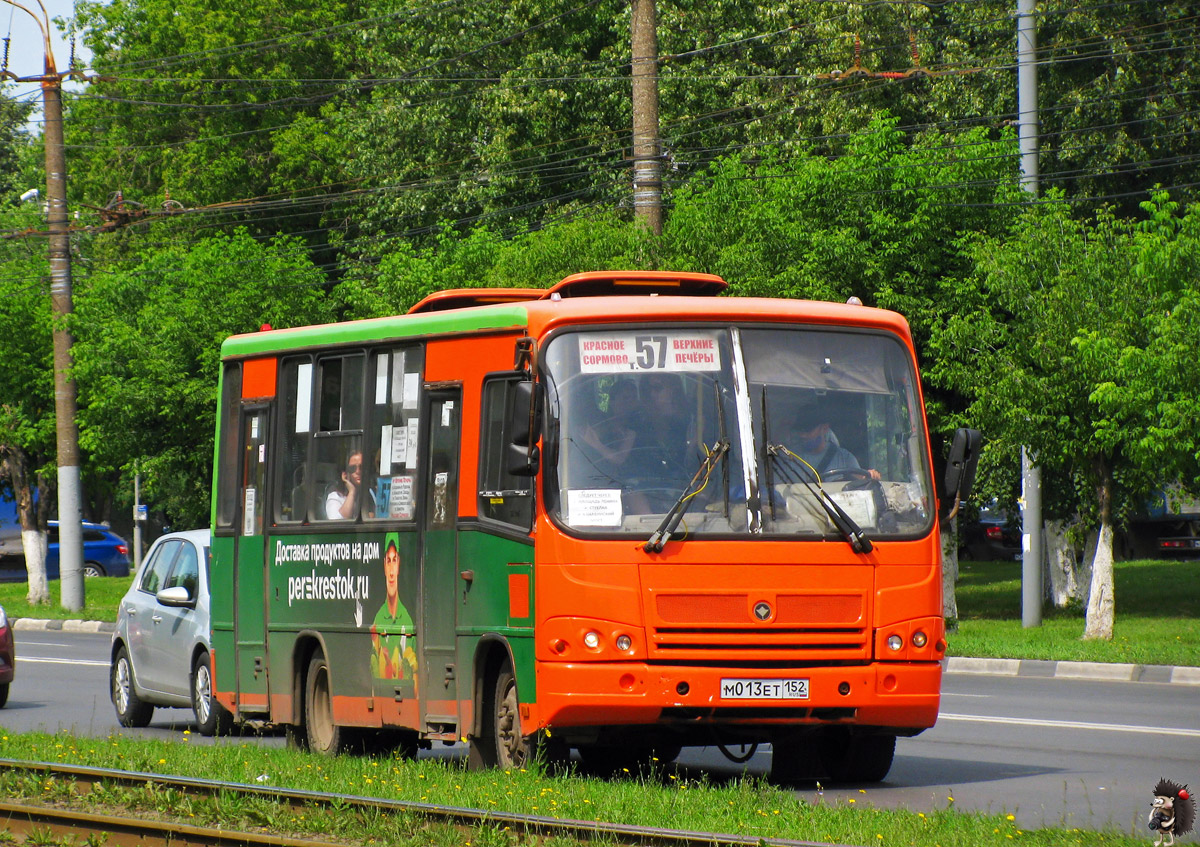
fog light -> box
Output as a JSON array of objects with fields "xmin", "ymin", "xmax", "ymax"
[
  {"xmin": 615, "ymin": 634, "xmax": 632, "ymax": 651},
  {"xmin": 911, "ymin": 630, "xmax": 928, "ymax": 648},
  {"xmin": 887, "ymin": 634, "xmax": 904, "ymax": 652},
  {"xmin": 583, "ymin": 630, "xmax": 601, "ymax": 649},
  {"xmin": 676, "ymin": 681, "xmax": 689, "ymax": 696},
  {"xmin": 550, "ymin": 639, "xmax": 568, "ymax": 654},
  {"xmin": 837, "ymin": 681, "xmax": 851, "ymax": 696}
]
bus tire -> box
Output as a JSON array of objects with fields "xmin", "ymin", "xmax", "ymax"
[
  {"xmin": 768, "ymin": 736, "xmax": 820, "ymax": 786},
  {"xmin": 111, "ymin": 646, "xmax": 154, "ymax": 728},
  {"xmin": 818, "ymin": 728, "xmax": 896, "ymax": 783},
  {"xmin": 305, "ymin": 653, "xmax": 343, "ymax": 755},
  {"xmin": 492, "ymin": 659, "xmax": 534, "ymax": 769},
  {"xmin": 192, "ymin": 651, "xmax": 233, "ymax": 737}
]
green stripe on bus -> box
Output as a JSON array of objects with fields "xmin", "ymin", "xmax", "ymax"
[{"xmin": 221, "ymin": 305, "xmax": 531, "ymax": 358}]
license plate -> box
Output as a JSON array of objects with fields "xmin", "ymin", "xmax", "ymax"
[{"xmin": 720, "ymin": 678, "xmax": 809, "ymax": 700}]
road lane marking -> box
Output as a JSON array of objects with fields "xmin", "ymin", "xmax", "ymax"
[
  {"xmin": 18, "ymin": 657, "xmax": 109, "ymax": 667},
  {"xmin": 939, "ymin": 712, "xmax": 1200, "ymax": 738}
]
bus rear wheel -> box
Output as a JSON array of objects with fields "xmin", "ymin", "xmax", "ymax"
[{"xmin": 305, "ymin": 653, "xmax": 343, "ymax": 755}]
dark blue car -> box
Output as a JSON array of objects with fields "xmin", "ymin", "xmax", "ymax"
[{"xmin": 46, "ymin": 521, "xmax": 131, "ymax": 578}]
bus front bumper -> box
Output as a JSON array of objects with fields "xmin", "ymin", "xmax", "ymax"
[{"xmin": 532, "ymin": 660, "xmax": 941, "ymax": 733}]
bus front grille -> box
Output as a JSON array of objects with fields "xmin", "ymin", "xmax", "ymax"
[{"xmin": 649, "ymin": 627, "xmax": 869, "ymax": 660}]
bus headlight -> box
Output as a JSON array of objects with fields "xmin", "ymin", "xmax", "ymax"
[
  {"xmin": 887, "ymin": 634, "xmax": 904, "ymax": 652},
  {"xmin": 911, "ymin": 630, "xmax": 928, "ymax": 648},
  {"xmin": 615, "ymin": 634, "xmax": 632, "ymax": 651},
  {"xmin": 583, "ymin": 630, "xmax": 601, "ymax": 650}
]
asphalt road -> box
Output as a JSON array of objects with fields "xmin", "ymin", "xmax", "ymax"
[{"xmin": 4, "ymin": 628, "xmax": 1197, "ymax": 834}]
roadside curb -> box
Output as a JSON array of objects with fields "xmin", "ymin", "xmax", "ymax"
[
  {"xmin": 11, "ymin": 618, "xmax": 116, "ymax": 634},
  {"xmin": 944, "ymin": 655, "xmax": 1200, "ymax": 686}
]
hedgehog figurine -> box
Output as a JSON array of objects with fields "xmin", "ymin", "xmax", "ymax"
[{"xmin": 1149, "ymin": 779, "xmax": 1195, "ymax": 846}]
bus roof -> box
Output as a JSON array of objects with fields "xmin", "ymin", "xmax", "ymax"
[{"xmin": 222, "ymin": 279, "xmax": 912, "ymax": 359}]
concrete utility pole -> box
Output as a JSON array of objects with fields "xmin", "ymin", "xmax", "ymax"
[
  {"xmin": 2, "ymin": 0, "xmax": 87, "ymax": 610},
  {"xmin": 1017, "ymin": 0, "xmax": 1042, "ymax": 628},
  {"xmin": 630, "ymin": 0, "xmax": 662, "ymax": 235}
]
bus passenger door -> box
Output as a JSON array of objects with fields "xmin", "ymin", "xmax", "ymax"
[
  {"xmin": 233, "ymin": 406, "xmax": 271, "ymax": 714},
  {"xmin": 419, "ymin": 389, "xmax": 461, "ymax": 738}
]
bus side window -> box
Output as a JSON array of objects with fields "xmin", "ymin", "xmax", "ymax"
[
  {"xmin": 313, "ymin": 354, "xmax": 366, "ymax": 521},
  {"xmin": 276, "ymin": 357, "xmax": 313, "ymax": 523},
  {"xmin": 215, "ymin": 363, "xmax": 242, "ymax": 528},
  {"xmin": 478, "ymin": 377, "xmax": 533, "ymax": 530},
  {"xmin": 363, "ymin": 346, "xmax": 423, "ymax": 522}
]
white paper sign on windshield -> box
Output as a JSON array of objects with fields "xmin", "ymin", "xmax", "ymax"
[
  {"xmin": 578, "ymin": 332, "xmax": 721, "ymax": 374},
  {"xmin": 566, "ymin": 489, "xmax": 623, "ymax": 527}
]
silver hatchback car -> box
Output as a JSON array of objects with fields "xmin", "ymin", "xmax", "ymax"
[{"xmin": 110, "ymin": 529, "xmax": 231, "ymax": 735}]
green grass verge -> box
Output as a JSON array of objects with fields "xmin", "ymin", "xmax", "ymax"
[
  {"xmin": 0, "ymin": 729, "xmax": 1148, "ymax": 845},
  {"xmin": 0, "ymin": 576, "xmax": 132, "ymax": 622},
  {"xmin": 949, "ymin": 557, "xmax": 1200, "ymax": 666}
]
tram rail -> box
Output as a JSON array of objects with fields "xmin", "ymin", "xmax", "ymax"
[{"xmin": 0, "ymin": 759, "xmax": 844, "ymax": 847}]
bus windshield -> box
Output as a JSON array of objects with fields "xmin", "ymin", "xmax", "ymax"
[{"xmin": 542, "ymin": 325, "xmax": 933, "ymax": 540}]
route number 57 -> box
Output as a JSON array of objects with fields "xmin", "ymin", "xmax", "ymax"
[{"xmin": 635, "ymin": 335, "xmax": 668, "ymax": 369}]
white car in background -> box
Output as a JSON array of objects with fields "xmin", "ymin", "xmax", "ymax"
[{"xmin": 110, "ymin": 529, "xmax": 231, "ymax": 734}]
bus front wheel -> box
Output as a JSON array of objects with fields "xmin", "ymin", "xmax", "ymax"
[
  {"xmin": 492, "ymin": 660, "xmax": 533, "ymax": 769},
  {"xmin": 305, "ymin": 653, "xmax": 343, "ymax": 755},
  {"xmin": 818, "ymin": 728, "xmax": 896, "ymax": 783}
]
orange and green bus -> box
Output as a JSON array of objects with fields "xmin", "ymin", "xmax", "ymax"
[{"xmin": 209, "ymin": 270, "xmax": 978, "ymax": 783}]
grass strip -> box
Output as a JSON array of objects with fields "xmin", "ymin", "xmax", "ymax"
[
  {"xmin": 0, "ymin": 729, "xmax": 1151, "ymax": 846},
  {"xmin": 0, "ymin": 577, "xmax": 132, "ymax": 623},
  {"xmin": 948, "ymin": 558, "xmax": 1200, "ymax": 666}
]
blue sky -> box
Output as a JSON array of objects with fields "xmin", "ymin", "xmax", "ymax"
[{"xmin": 4, "ymin": 0, "xmax": 91, "ymax": 130}]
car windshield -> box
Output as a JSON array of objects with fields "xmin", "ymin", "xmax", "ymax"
[{"xmin": 542, "ymin": 325, "xmax": 933, "ymax": 540}]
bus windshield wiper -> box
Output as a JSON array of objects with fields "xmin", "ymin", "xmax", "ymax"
[
  {"xmin": 643, "ymin": 440, "xmax": 730, "ymax": 553},
  {"xmin": 767, "ymin": 444, "xmax": 873, "ymax": 554}
]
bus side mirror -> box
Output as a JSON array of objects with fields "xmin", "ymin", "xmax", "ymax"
[
  {"xmin": 940, "ymin": 427, "xmax": 981, "ymax": 520},
  {"xmin": 507, "ymin": 379, "xmax": 542, "ymax": 477}
]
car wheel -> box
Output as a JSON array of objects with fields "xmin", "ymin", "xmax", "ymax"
[
  {"xmin": 111, "ymin": 646, "xmax": 153, "ymax": 727},
  {"xmin": 192, "ymin": 651, "xmax": 233, "ymax": 736},
  {"xmin": 0, "ymin": 681, "xmax": 8, "ymax": 709},
  {"xmin": 83, "ymin": 562, "xmax": 105, "ymax": 577}
]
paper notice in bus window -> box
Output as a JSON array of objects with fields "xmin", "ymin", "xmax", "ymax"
[
  {"xmin": 379, "ymin": 425, "xmax": 393, "ymax": 474},
  {"xmin": 375, "ymin": 353, "xmax": 389, "ymax": 405},
  {"xmin": 296, "ymin": 363, "xmax": 313, "ymax": 432},
  {"xmin": 406, "ymin": 419, "xmax": 419, "ymax": 467},
  {"xmin": 243, "ymin": 487, "xmax": 256, "ymax": 535},
  {"xmin": 577, "ymin": 332, "xmax": 721, "ymax": 374},
  {"xmin": 566, "ymin": 489, "xmax": 623, "ymax": 527},
  {"xmin": 389, "ymin": 476, "xmax": 414, "ymax": 519},
  {"xmin": 830, "ymin": 489, "xmax": 878, "ymax": 529},
  {"xmin": 391, "ymin": 422, "xmax": 408, "ymax": 468},
  {"xmin": 403, "ymin": 373, "xmax": 420, "ymax": 409}
]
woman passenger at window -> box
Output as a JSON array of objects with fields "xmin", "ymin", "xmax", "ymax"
[{"xmin": 326, "ymin": 451, "xmax": 363, "ymax": 519}]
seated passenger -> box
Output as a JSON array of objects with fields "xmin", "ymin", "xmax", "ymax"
[{"xmin": 326, "ymin": 451, "xmax": 364, "ymax": 519}]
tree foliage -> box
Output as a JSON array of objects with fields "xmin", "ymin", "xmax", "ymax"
[
  {"xmin": 73, "ymin": 228, "xmax": 334, "ymax": 526},
  {"xmin": 934, "ymin": 193, "xmax": 1200, "ymax": 638}
]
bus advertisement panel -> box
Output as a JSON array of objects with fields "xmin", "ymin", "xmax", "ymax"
[{"xmin": 208, "ymin": 271, "xmax": 978, "ymax": 784}]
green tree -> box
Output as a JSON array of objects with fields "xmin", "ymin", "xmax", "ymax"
[
  {"xmin": 937, "ymin": 195, "xmax": 1200, "ymax": 640},
  {"xmin": 0, "ymin": 201, "xmax": 56, "ymax": 603},
  {"xmin": 73, "ymin": 228, "xmax": 335, "ymax": 527}
]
